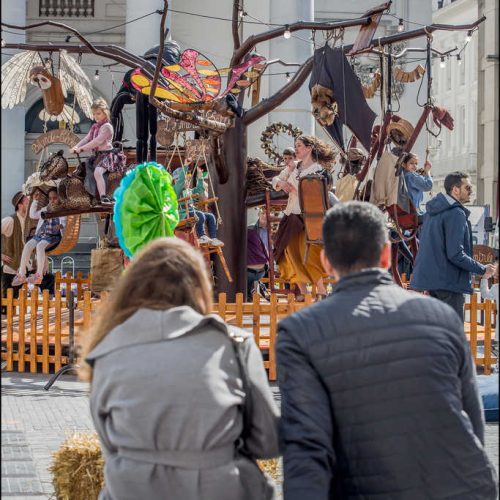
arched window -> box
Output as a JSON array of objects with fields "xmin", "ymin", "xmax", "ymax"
[{"xmin": 25, "ymin": 94, "xmax": 93, "ymax": 134}]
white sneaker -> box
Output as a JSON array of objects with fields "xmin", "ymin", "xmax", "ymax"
[
  {"xmin": 198, "ymin": 235, "xmax": 211, "ymax": 245},
  {"xmin": 210, "ymin": 238, "xmax": 224, "ymax": 247}
]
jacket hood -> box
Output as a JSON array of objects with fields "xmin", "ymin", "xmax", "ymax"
[
  {"xmin": 426, "ymin": 192, "xmax": 470, "ymax": 217},
  {"xmin": 85, "ymin": 306, "xmax": 236, "ymax": 364}
]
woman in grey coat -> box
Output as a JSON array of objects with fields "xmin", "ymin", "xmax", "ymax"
[{"xmin": 80, "ymin": 238, "xmax": 280, "ymax": 500}]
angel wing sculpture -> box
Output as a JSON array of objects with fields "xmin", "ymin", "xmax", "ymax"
[{"xmin": 1, "ymin": 49, "xmax": 93, "ymax": 118}]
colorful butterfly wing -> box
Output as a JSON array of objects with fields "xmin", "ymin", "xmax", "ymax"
[
  {"xmin": 220, "ymin": 55, "xmax": 267, "ymax": 97},
  {"xmin": 160, "ymin": 49, "xmax": 221, "ymax": 103},
  {"xmin": 130, "ymin": 68, "xmax": 185, "ymax": 101}
]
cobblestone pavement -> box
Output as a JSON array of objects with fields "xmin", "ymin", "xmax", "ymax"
[{"xmin": 1, "ymin": 373, "xmax": 498, "ymax": 498}]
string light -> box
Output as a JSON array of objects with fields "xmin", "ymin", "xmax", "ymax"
[
  {"xmin": 440, "ymin": 56, "xmax": 446, "ymax": 69},
  {"xmin": 1, "ymin": 39, "xmax": 5, "ymax": 48},
  {"xmin": 239, "ymin": 9, "xmax": 246, "ymax": 18},
  {"xmin": 369, "ymin": 67, "xmax": 375, "ymax": 78},
  {"xmin": 465, "ymin": 30, "xmax": 472, "ymax": 43},
  {"xmin": 397, "ymin": 18, "xmax": 404, "ymax": 32},
  {"xmin": 285, "ymin": 72, "xmax": 291, "ymax": 82},
  {"xmin": 283, "ymin": 24, "xmax": 291, "ymax": 39},
  {"xmin": 456, "ymin": 54, "xmax": 462, "ymax": 65},
  {"xmin": 94, "ymin": 70, "xmax": 100, "ymax": 80},
  {"xmin": 65, "ymin": 35, "xmax": 71, "ymax": 43}
]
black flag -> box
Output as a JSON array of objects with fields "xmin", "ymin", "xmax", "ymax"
[{"xmin": 309, "ymin": 45, "xmax": 376, "ymax": 152}]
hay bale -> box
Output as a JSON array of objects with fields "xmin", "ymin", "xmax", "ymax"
[
  {"xmin": 257, "ymin": 458, "xmax": 281, "ymax": 482},
  {"xmin": 49, "ymin": 432, "xmax": 281, "ymax": 498},
  {"xmin": 50, "ymin": 432, "xmax": 104, "ymax": 500}
]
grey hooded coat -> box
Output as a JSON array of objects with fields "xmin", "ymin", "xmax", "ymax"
[{"xmin": 86, "ymin": 306, "xmax": 280, "ymax": 500}]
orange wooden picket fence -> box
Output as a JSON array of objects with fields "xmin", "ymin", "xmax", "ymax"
[{"xmin": 2, "ymin": 273, "xmax": 497, "ymax": 378}]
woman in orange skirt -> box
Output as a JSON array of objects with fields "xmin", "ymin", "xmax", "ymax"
[{"xmin": 272, "ymin": 135, "xmax": 336, "ymax": 300}]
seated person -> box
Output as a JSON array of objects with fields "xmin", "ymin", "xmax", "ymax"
[
  {"xmin": 172, "ymin": 158, "xmax": 223, "ymax": 247},
  {"xmin": 13, "ymin": 188, "xmax": 66, "ymax": 286},
  {"xmin": 247, "ymin": 208, "xmax": 270, "ymax": 300},
  {"xmin": 398, "ymin": 152, "xmax": 433, "ymax": 213}
]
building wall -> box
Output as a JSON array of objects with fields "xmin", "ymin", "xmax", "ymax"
[
  {"xmin": 477, "ymin": 0, "xmax": 499, "ymax": 218},
  {"xmin": 430, "ymin": 0, "xmax": 480, "ymax": 201}
]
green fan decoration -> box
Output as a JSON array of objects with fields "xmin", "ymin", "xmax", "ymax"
[{"xmin": 113, "ymin": 162, "xmax": 179, "ymax": 258}]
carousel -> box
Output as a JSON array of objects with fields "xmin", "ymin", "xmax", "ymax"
[{"xmin": 1, "ymin": 0, "xmax": 486, "ymax": 299}]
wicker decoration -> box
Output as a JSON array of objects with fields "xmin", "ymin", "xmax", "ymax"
[
  {"xmin": 362, "ymin": 71, "xmax": 381, "ymax": 98},
  {"xmin": 260, "ymin": 122, "xmax": 302, "ymax": 163},
  {"xmin": 246, "ymin": 157, "xmax": 273, "ymax": 197},
  {"xmin": 393, "ymin": 64, "xmax": 425, "ymax": 83},
  {"xmin": 47, "ymin": 215, "xmax": 81, "ymax": 256}
]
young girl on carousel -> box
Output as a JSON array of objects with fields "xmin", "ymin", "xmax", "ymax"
[
  {"xmin": 71, "ymin": 98, "xmax": 126, "ymax": 205},
  {"xmin": 272, "ymin": 135, "xmax": 336, "ymax": 301},
  {"xmin": 13, "ymin": 188, "xmax": 66, "ymax": 286}
]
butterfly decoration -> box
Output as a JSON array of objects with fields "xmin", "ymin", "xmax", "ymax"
[{"xmin": 130, "ymin": 49, "xmax": 266, "ymax": 109}]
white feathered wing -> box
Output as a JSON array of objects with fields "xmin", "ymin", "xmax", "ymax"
[
  {"xmin": 59, "ymin": 50, "xmax": 93, "ymax": 118},
  {"xmin": 1, "ymin": 51, "xmax": 44, "ymax": 109}
]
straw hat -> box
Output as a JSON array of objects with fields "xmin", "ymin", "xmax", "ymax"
[
  {"xmin": 387, "ymin": 118, "xmax": 414, "ymax": 146},
  {"xmin": 347, "ymin": 147, "xmax": 365, "ymax": 162},
  {"xmin": 11, "ymin": 191, "xmax": 25, "ymax": 210}
]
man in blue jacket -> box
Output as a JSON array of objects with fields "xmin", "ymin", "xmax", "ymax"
[
  {"xmin": 277, "ymin": 201, "xmax": 497, "ymax": 500},
  {"xmin": 411, "ymin": 171, "xmax": 495, "ymax": 320}
]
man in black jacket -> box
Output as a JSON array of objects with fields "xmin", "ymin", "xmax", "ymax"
[{"xmin": 276, "ymin": 201, "xmax": 497, "ymax": 500}]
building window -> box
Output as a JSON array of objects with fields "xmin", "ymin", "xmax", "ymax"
[
  {"xmin": 39, "ymin": 0, "xmax": 95, "ymax": 18},
  {"xmin": 25, "ymin": 95, "xmax": 92, "ymax": 134}
]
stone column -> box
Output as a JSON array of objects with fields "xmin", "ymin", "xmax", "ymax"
[
  {"xmin": 125, "ymin": 0, "xmax": 168, "ymax": 55},
  {"xmin": 267, "ymin": 0, "xmax": 315, "ymax": 142},
  {"xmin": 1, "ymin": 0, "xmax": 27, "ymax": 217}
]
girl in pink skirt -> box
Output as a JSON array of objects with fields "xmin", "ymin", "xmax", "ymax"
[{"xmin": 72, "ymin": 98, "xmax": 126, "ymax": 204}]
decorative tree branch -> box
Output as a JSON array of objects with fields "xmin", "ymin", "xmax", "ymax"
[
  {"xmin": 230, "ymin": 17, "xmax": 372, "ymax": 67},
  {"xmin": 243, "ymin": 56, "xmax": 314, "ymax": 125},
  {"xmin": 232, "ymin": 0, "xmax": 241, "ymax": 51},
  {"xmin": 149, "ymin": 1, "xmax": 168, "ymax": 105}
]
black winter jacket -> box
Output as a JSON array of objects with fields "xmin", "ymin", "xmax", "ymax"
[{"xmin": 276, "ymin": 269, "xmax": 498, "ymax": 500}]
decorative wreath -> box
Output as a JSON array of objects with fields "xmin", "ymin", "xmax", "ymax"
[{"xmin": 260, "ymin": 122, "xmax": 302, "ymax": 164}]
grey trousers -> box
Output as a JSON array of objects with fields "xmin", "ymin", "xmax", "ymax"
[{"xmin": 429, "ymin": 290, "xmax": 465, "ymax": 323}]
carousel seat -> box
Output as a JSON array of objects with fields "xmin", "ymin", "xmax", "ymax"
[
  {"xmin": 299, "ymin": 174, "xmax": 329, "ymax": 263},
  {"xmin": 245, "ymin": 190, "xmax": 288, "ymax": 208},
  {"xmin": 47, "ymin": 215, "xmax": 81, "ymax": 256}
]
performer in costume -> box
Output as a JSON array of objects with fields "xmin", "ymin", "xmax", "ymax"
[
  {"xmin": 272, "ymin": 135, "xmax": 335, "ymax": 301},
  {"xmin": 72, "ymin": 98, "xmax": 126, "ymax": 204}
]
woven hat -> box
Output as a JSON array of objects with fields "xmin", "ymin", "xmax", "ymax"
[
  {"xmin": 11, "ymin": 191, "xmax": 25, "ymax": 210},
  {"xmin": 347, "ymin": 147, "xmax": 365, "ymax": 161},
  {"xmin": 387, "ymin": 118, "xmax": 414, "ymax": 146}
]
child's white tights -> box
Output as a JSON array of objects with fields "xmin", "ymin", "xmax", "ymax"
[{"xmin": 18, "ymin": 239, "xmax": 51, "ymax": 276}]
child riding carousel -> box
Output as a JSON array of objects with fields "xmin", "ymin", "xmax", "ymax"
[{"xmin": 71, "ymin": 98, "xmax": 126, "ymax": 205}]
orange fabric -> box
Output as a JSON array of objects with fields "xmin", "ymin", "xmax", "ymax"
[{"xmin": 278, "ymin": 230, "xmax": 326, "ymax": 285}]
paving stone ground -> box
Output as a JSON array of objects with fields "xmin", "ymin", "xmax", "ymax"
[{"xmin": 1, "ymin": 373, "xmax": 498, "ymax": 499}]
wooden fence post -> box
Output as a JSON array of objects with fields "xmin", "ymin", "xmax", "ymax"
[
  {"xmin": 18, "ymin": 288, "xmax": 27, "ymax": 372},
  {"xmin": 54, "ymin": 289, "xmax": 62, "ymax": 372},
  {"xmin": 269, "ymin": 293, "xmax": 278, "ymax": 381},
  {"xmin": 30, "ymin": 287, "xmax": 39, "ymax": 373},
  {"xmin": 42, "ymin": 289, "xmax": 50, "ymax": 374},
  {"xmin": 483, "ymin": 300, "xmax": 492, "ymax": 375},
  {"xmin": 5, "ymin": 288, "xmax": 14, "ymax": 371},
  {"xmin": 252, "ymin": 292, "xmax": 261, "ymax": 348}
]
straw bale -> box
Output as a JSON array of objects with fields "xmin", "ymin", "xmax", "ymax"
[{"xmin": 50, "ymin": 432, "xmax": 104, "ymax": 500}]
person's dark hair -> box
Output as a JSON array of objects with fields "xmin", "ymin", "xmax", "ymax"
[
  {"xmin": 444, "ymin": 171, "xmax": 468, "ymax": 195},
  {"xmin": 323, "ymin": 201, "xmax": 388, "ymax": 274},
  {"xmin": 296, "ymin": 135, "xmax": 336, "ymax": 168},
  {"xmin": 282, "ymin": 147, "xmax": 295, "ymax": 157},
  {"xmin": 47, "ymin": 187, "xmax": 58, "ymax": 195}
]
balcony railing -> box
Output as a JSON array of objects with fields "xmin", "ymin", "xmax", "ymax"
[{"xmin": 39, "ymin": 0, "xmax": 95, "ymax": 18}]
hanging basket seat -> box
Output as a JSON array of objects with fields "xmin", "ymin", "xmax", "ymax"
[{"xmin": 47, "ymin": 215, "xmax": 81, "ymax": 256}]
